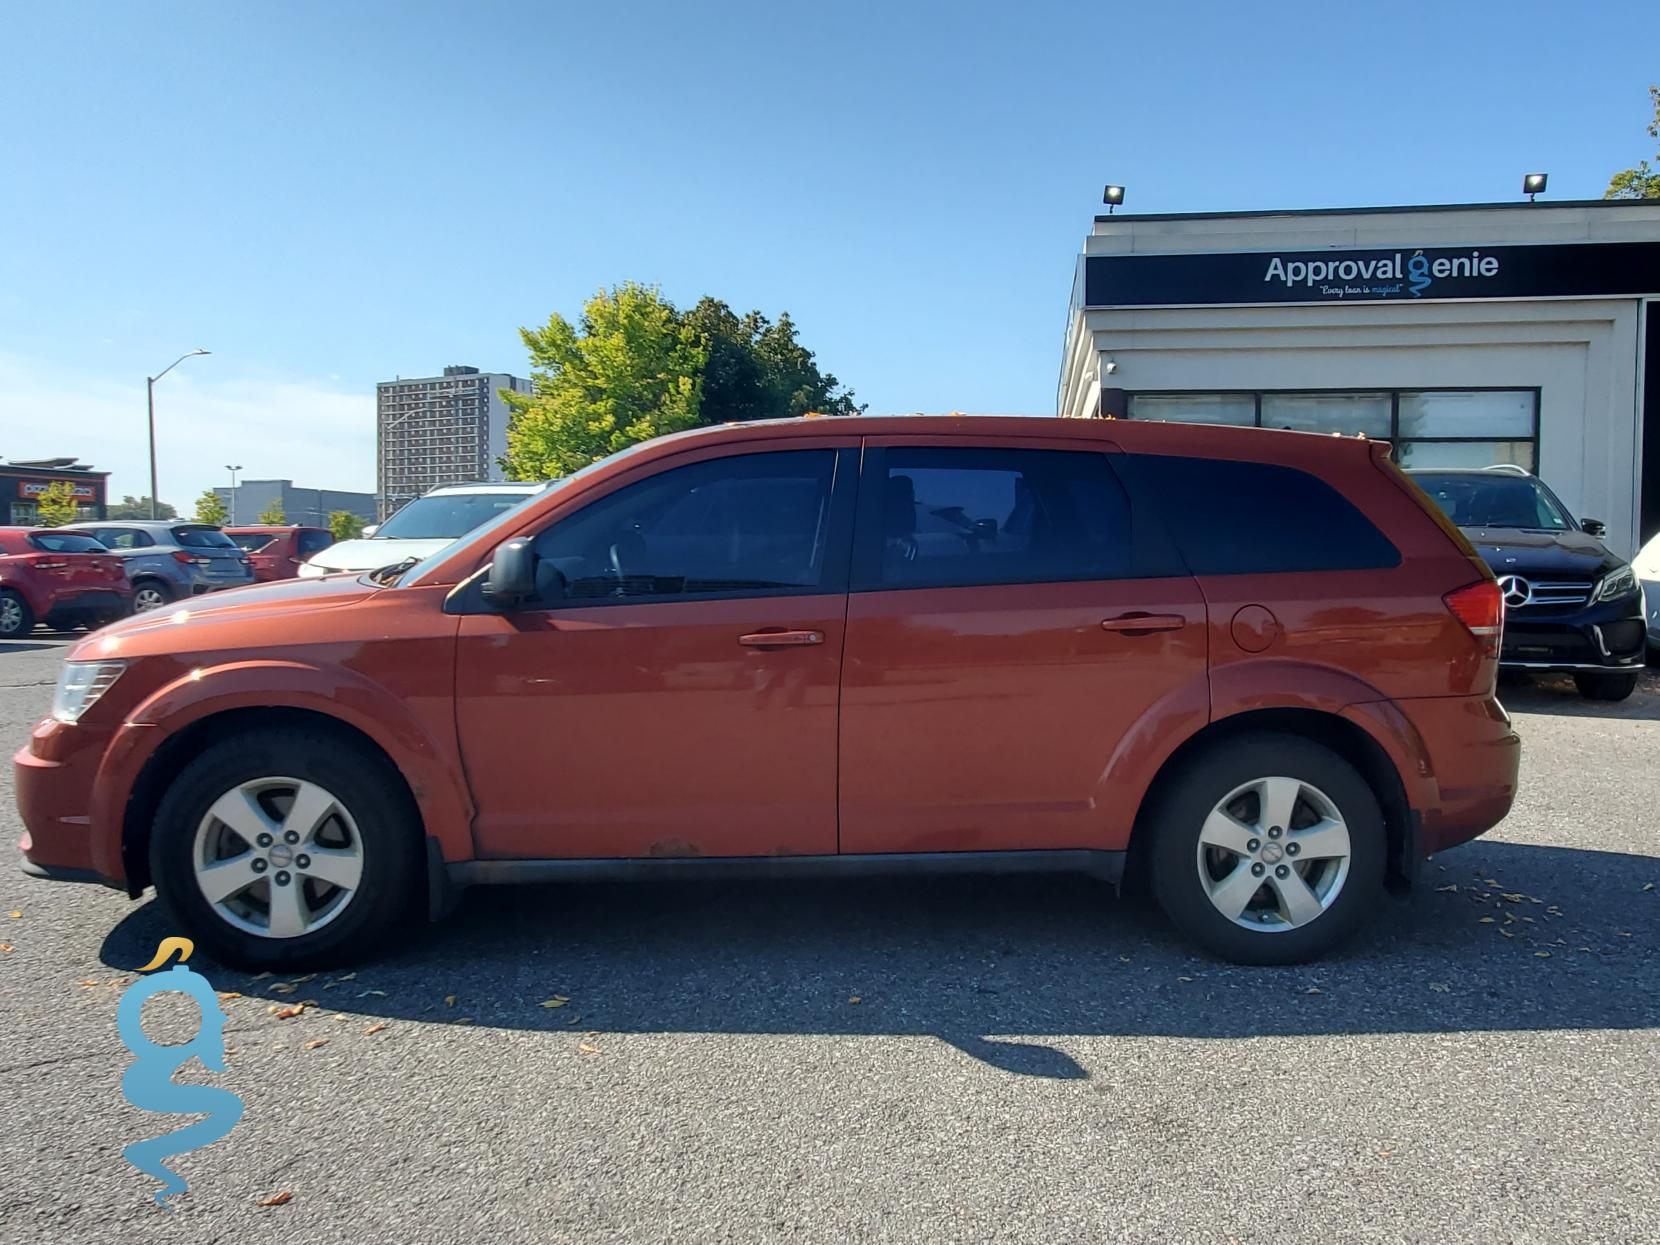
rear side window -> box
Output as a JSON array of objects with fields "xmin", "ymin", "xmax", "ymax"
[
  {"xmin": 298, "ymin": 529, "xmax": 334, "ymax": 556},
  {"xmin": 1113, "ymin": 454, "xmax": 1400, "ymax": 574},
  {"xmin": 227, "ymin": 532, "xmax": 276, "ymax": 553},
  {"xmin": 171, "ymin": 525, "xmax": 237, "ymax": 548},
  {"xmin": 29, "ymin": 532, "xmax": 107, "ymax": 552},
  {"xmin": 88, "ymin": 527, "xmax": 152, "ymax": 549},
  {"xmin": 859, "ymin": 447, "xmax": 1172, "ymax": 589}
]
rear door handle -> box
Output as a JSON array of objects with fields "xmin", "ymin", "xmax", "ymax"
[
  {"xmin": 738, "ymin": 629, "xmax": 824, "ymax": 648},
  {"xmin": 1100, "ymin": 613, "xmax": 1186, "ymax": 635}
]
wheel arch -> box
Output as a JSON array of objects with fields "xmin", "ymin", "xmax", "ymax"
[{"xmin": 1124, "ymin": 707, "xmax": 1418, "ymax": 893}]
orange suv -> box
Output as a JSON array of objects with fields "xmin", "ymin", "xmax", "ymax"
[{"xmin": 14, "ymin": 417, "xmax": 1519, "ymax": 968}]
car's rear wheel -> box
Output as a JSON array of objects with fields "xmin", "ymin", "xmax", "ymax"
[
  {"xmin": 1146, "ymin": 733, "xmax": 1386, "ymax": 965},
  {"xmin": 131, "ymin": 580, "xmax": 173, "ymax": 613},
  {"xmin": 0, "ymin": 590, "xmax": 35, "ymax": 637},
  {"xmin": 1573, "ymin": 671, "xmax": 1640, "ymax": 701},
  {"xmin": 149, "ymin": 729, "xmax": 422, "ymax": 970}
]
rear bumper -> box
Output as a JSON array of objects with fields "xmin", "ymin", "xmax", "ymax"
[{"xmin": 1377, "ymin": 693, "xmax": 1521, "ymax": 857}]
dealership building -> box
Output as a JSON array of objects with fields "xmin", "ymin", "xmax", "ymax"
[
  {"xmin": 1059, "ymin": 199, "xmax": 1660, "ymax": 557},
  {"xmin": 0, "ymin": 457, "xmax": 109, "ymax": 525}
]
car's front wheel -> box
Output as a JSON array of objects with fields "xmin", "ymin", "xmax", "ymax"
[
  {"xmin": 149, "ymin": 728, "xmax": 422, "ymax": 970},
  {"xmin": 1573, "ymin": 671, "xmax": 1640, "ymax": 702},
  {"xmin": 1146, "ymin": 733, "xmax": 1386, "ymax": 965}
]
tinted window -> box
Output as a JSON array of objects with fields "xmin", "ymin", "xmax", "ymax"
[
  {"xmin": 378, "ymin": 492, "xmax": 535, "ymax": 540},
  {"xmin": 1114, "ymin": 455, "xmax": 1400, "ymax": 574},
  {"xmin": 88, "ymin": 527, "xmax": 152, "ymax": 549},
  {"xmin": 227, "ymin": 532, "xmax": 276, "ymax": 552},
  {"xmin": 171, "ymin": 525, "xmax": 238, "ymax": 548},
  {"xmin": 1409, "ymin": 472, "xmax": 1572, "ymax": 531},
  {"xmin": 298, "ymin": 529, "xmax": 334, "ymax": 555},
  {"xmin": 29, "ymin": 532, "xmax": 106, "ymax": 553},
  {"xmin": 531, "ymin": 450, "xmax": 838, "ymax": 603},
  {"xmin": 863, "ymin": 448, "xmax": 1155, "ymax": 589}
]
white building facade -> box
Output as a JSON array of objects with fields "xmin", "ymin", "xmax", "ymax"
[{"xmin": 1059, "ymin": 200, "xmax": 1660, "ymax": 557}]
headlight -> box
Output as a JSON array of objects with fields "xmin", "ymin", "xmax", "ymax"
[
  {"xmin": 1591, "ymin": 564, "xmax": 1639, "ymax": 604},
  {"xmin": 52, "ymin": 660, "xmax": 128, "ymax": 724}
]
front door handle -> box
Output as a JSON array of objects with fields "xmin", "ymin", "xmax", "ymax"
[
  {"xmin": 738, "ymin": 629, "xmax": 824, "ymax": 648},
  {"xmin": 1100, "ymin": 613, "xmax": 1186, "ymax": 636}
]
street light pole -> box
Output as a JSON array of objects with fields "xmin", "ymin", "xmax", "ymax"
[
  {"xmin": 225, "ymin": 464, "xmax": 243, "ymax": 525},
  {"xmin": 146, "ymin": 349, "xmax": 211, "ymax": 519}
]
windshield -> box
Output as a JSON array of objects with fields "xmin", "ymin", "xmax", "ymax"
[
  {"xmin": 171, "ymin": 525, "xmax": 240, "ymax": 548},
  {"xmin": 1412, "ymin": 473, "xmax": 1574, "ymax": 532},
  {"xmin": 227, "ymin": 532, "xmax": 277, "ymax": 552},
  {"xmin": 375, "ymin": 491, "xmax": 537, "ymax": 541}
]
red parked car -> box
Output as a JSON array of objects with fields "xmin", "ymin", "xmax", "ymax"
[
  {"xmin": 15, "ymin": 417, "xmax": 1519, "ymax": 969},
  {"xmin": 0, "ymin": 528, "xmax": 132, "ymax": 637},
  {"xmin": 223, "ymin": 526, "xmax": 336, "ymax": 582}
]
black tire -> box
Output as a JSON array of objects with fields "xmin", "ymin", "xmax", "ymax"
[
  {"xmin": 0, "ymin": 589, "xmax": 34, "ymax": 638},
  {"xmin": 130, "ymin": 579, "xmax": 173, "ymax": 613},
  {"xmin": 1573, "ymin": 671, "xmax": 1639, "ymax": 702},
  {"xmin": 1146, "ymin": 733, "xmax": 1386, "ymax": 965},
  {"xmin": 148, "ymin": 728, "xmax": 422, "ymax": 971}
]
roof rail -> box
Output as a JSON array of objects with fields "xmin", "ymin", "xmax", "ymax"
[{"xmin": 1479, "ymin": 463, "xmax": 1532, "ymax": 476}]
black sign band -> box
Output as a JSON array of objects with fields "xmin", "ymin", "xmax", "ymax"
[{"xmin": 1082, "ymin": 240, "xmax": 1660, "ymax": 307}]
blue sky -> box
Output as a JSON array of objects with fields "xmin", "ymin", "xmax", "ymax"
[{"xmin": 2, "ymin": 0, "xmax": 1657, "ymax": 503}]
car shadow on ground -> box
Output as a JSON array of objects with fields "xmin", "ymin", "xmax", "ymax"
[
  {"xmin": 1501, "ymin": 670, "xmax": 1660, "ymax": 721},
  {"xmin": 99, "ymin": 839, "xmax": 1659, "ymax": 1078}
]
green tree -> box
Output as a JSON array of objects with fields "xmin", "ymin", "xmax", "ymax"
[
  {"xmin": 1605, "ymin": 85, "xmax": 1660, "ymax": 199},
  {"xmin": 327, "ymin": 510, "xmax": 366, "ymax": 540},
  {"xmin": 257, "ymin": 498, "xmax": 287, "ymax": 525},
  {"xmin": 194, "ymin": 489, "xmax": 228, "ymax": 526},
  {"xmin": 108, "ymin": 495, "xmax": 177, "ymax": 520},
  {"xmin": 35, "ymin": 481, "xmax": 80, "ymax": 527},
  {"xmin": 684, "ymin": 298, "xmax": 863, "ymax": 424},
  {"xmin": 502, "ymin": 283, "xmax": 708, "ymax": 480}
]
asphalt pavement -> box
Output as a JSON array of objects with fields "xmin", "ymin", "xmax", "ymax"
[{"xmin": 0, "ymin": 632, "xmax": 1656, "ymax": 1244}]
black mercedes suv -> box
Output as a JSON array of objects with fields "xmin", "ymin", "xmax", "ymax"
[{"xmin": 1408, "ymin": 466, "xmax": 1646, "ymax": 701}]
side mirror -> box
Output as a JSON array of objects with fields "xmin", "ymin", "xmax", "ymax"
[
  {"xmin": 361, "ymin": 524, "xmax": 380, "ymax": 538},
  {"xmin": 1581, "ymin": 518, "xmax": 1607, "ymax": 538},
  {"xmin": 481, "ymin": 538, "xmax": 536, "ymax": 608}
]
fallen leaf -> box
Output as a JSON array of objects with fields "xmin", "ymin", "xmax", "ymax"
[
  {"xmin": 332, "ymin": 1013, "xmax": 349, "ymax": 1022},
  {"xmin": 1434, "ymin": 884, "xmax": 1458, "ymax": 893},
  {"xmin": 1378, "ymin": 1149, "xmax": 1394, "ymax": 1159},
  {"xmin": 250, "ymin": 971, "xmax": 272, "ymax": 980},
  {"xmin": 1535, "ymin": 951, "xmax": 1552, "ymax": 959},
  {"xmin": 1500, "ymin": 930, "xmax": 1514, "ymax": 939},
  {"xmin": 269, "ymin": 982, "xmax": 298, "ymax": 995},
  {"xmin": 578, "ymin": 1042, "xmax": 601, "ymax": 1055},
  {"xmin": 79, "ymin": 978, "xmax": 98, "ymax": 987},
  {"xmin": 1502, "ymin": 893, "xmax": 1525, "ymax": 903},
  {"xmin": 1176, "ymin": 977, "xmax": 1193, "ymax": 983},
  {"xmin": 291, "ymin": 974, "xmax": 316, "ymax": 984},
  {"xmin": 455, "ymin": 1017, "xmax": 473, "ymax": 1025},
  {"xmin": 1644, "ymin": 882, "xmax": 1655, "ymax": 892},
  {"xmin": 302, "ymin": 1038, "xmax": 328, "ymax": 1051},
  {"xmin": 0, "ymin": 943, "xmax": 12, "ymax": 953},
  {"xmin": 7, "ymin": 911, "xmax": 19, "ymax": 919},
  {"xmin": 1478, "ymin": 917, "xmax": 1496, "ymax": 924},
  {"xmin": 1616, "ymin": 931, "xmax": 1632, "ymax": 937},
  {"xmin": 444, "ymin": 994, "xmax": 456, "ymax": 1007},
  {"xmin": 1520, "ymin": 916, "xmax": 1535, "ymax": 924},
  {"xmin": 849, "ymin": 995, "xmax": 863, "ymax": 1003},
  {"xmin": 357, "ymin": 989, "xmax": 387, "ymax": 998},
  {"xmin": 539, "ymin": 997, "xmax": 569, "ymax": 1009},
  {"xmin": 1578, "ymin": 946, "xmax": 1591, "ymax": 952},
  {"xmin": 566, "ymin": 1015, "xmax": 581, "ymax": 1026},
  {"xmin": 256, "ymin": 1191, "xmax": 293, "ymax": 1208},
  {"xmin": 270, "ymin": 1003, "xmax": 306, "ymax": 1019},
  {"xmin": 1305, "ymin": 986, "xmax": 1323, "ymax": 995},
  {"xmin": 335, "ymin": 972, "xmax": 357, "ymax": 981},
  {"xmin": 218, "ymin": 991, "xmax": 242, "ymax": 1000},
  {"xmin": 1428, "ymin": 982, "xmax": 1450, "ymax": 992},
  {"xmin": 362, "ymin": 1022, "xmax": 388, "ymax": 1036}
]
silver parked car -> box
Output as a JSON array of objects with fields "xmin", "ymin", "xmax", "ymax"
[{"xmin": 62, "ymin": 520, "xmax": 255, "ymax": 612}]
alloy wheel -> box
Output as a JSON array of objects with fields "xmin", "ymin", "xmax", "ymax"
[
  {"xmin": 0, "ymin": 596, "xmax": 22, "ymax": 635},
  {"xmin": 1194, "ymin": 775, "xmax": 1352, "ymax": 932},
  {"xmin": 192, "ymin": 777, "xmax": 365, "ymax": 939},
  {"xmin": 133, "ymin": 586, "xmax": 168, "ymax": 612}
]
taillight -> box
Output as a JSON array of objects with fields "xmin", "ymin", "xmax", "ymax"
[
  {"xmin": 172, "ymin": 551, "xmax": 211, "ymax": 565},
  {"xmin": 26, "ymin": 557, "xmax": 68, "ymax": 570},
  {"xmin": 1444, "ymin": 579, "xmax": 1503, "ymax": 656}
]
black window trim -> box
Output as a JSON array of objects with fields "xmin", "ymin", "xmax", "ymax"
[
  {"xmin": 449, "ymin": 445, "xmax": 861, "ymax": 615},
  {"xmin": 849, "ymin": 444, "xmax": 1171, "ymax": 593}
]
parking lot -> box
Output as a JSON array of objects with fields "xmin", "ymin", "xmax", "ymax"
[{"xmin": 0, "ymin": 632, "xmax": 1655, "ymax": 1244}]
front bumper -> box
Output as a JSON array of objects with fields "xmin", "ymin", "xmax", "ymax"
[
  {"xmin": 1499, "ymin": 593, "xmax": 1646, "ymax": 673},
  {"xmin": 1642, "ymin": 580, "xmax": 1658, "ymax": 648},
  {"xmin": 14, "ymin": 718, "xmax": 124, "ymax": 888}
]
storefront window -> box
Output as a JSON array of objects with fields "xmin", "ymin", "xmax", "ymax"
[
  {"xmin": 1261, "ymin": 393, "xmax": 1391, "ymax": 436},
  {"xmin": 1125, "ymin": 388, "xmax": 1539, "ymax": 473},
  {"xmin": 1126, "ymin": 394, "xmax": 1255, "ymax": 425}
]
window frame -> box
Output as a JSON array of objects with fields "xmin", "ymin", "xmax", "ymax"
[
  {"xmin": 848, "ymin": 442, "xmax": 1161, "ymax": 592},
  {"xmin": 1123, "ymin": 386, "xmax": 1542, "ymax": 470},
  {"xmin": 453, "ymin": 445, "xmax": 861, "ymax": 614}
]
